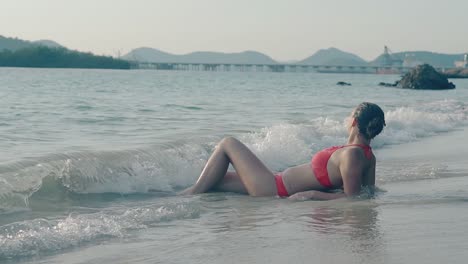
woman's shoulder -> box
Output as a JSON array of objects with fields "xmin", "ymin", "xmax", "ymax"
[
  {"xmin": 340, "ymin": 146, "xmax": 376, "ymax": 169},
  {"xmin": 340, "ymin": 145, "xmax": 372, "ymax": 160}
]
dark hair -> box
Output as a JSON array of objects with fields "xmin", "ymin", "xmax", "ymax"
[{"xmin": 353, "ymin": 102, "xmax": 386, "ymax": 139}]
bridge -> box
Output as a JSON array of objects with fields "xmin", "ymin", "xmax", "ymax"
[
  {"xmin": 130, "ymin": 46, "xmax": 459, "ymax": 74},
  {"xmin": 133, "ymin": 62, "xmax": 455, "ymax": 74}
]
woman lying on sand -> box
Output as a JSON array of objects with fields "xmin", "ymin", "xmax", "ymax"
[{"xmin": 181, "ymin": 102, "xmax": 386, "ymax": 200}]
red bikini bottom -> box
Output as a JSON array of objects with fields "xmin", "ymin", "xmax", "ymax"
[{"xmin": 274, "ymin": 173, "xmax": 289, "ymax": 197}]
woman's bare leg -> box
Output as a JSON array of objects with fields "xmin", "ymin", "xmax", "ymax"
[
  {"xmin": 182, "ymin": 137, "xmax": 277, "ymax": 196},
  {"xmin": 213, "ymin": 172, "xmax": 248, "ymax": 194},
  {"xmin": 181, "ymin": 140, "xmax": 231, "ymax": 194},
  {"xmin": 179, "ymin": 171, "xmax": 247, "ymax": 195}
]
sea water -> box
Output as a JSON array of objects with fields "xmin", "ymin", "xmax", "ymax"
[{"xmin": 0, "ymin": 68, "xmax": 467, "ymax": 263}]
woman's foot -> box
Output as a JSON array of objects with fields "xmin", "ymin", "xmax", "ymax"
[{"xmin": 177, "ymin": 186, "xmax": 195, "ymax": 195}]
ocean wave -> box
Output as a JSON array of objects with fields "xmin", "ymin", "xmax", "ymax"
[
  {"xmin": 0, "ymin": 201, "xmax": 200, "ymax": 259},
  {"xmin": 163, "ymin": 103, "xmax": 204, "ymax": 110},
  {"xmin": 0, "ymin": 99, "xmax": 467, "ymax": 212},
  {"xmin": 373, "ymin": 99, "xmax": 468, "ymax": 148},
  {"xmin": 0, "ymin": 143, "xmax": 211, "ymax": 213}
]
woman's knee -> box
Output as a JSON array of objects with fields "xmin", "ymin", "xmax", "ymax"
[{"xmin": 218, "ymin": 136, "xmax": 240, "ymax": 149}]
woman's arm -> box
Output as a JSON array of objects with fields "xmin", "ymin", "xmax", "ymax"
[
  {"xmin": 362, "ymin": 155, "xmax": 376, "ymax": 186},
  {"xmin": 340, "ymin": 147, "xmax": 366, "ymax": 196},
  {"xmin": 288, "ymin": 190, "xmax": 346, "ymax": 201}
]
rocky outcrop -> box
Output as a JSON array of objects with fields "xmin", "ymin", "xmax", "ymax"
[
  {"xmin": 337, "ymin": 81, "xmax": 351, "ymax": 86},
  {"xmin": 379, "ymin": 64, "xmax": 455, "ymax": 89},
  {"xmin": 378, "ymin": 82, "xmax": 396, "ymax": 87}
]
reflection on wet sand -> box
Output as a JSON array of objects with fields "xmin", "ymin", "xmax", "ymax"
[
  {"xmin": 302, "ymin": 201, "xmax": 386, "ymax": 258},
  {"xmin": 187, "ymin": 195, "xmax": 391, "ymax": 263},
  {"xmin": 199, "ymin": 194, "xmax": 281, "ymax": 233}
]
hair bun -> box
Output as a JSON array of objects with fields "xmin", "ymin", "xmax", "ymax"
[
  {"xmin": 354, "ymin": 102, "xmax": 386, "ymax": 139},
  {"xmin": 366, "ymin": 117, "xmax": 384, "ymax": 139}
]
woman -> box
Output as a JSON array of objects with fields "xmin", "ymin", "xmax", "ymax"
[{"xmin": 181, "ymin": 102, "xmax": 386, "ymax": 200}]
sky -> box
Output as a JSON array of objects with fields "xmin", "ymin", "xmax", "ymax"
[{"xmin": 1, "ymin": 0, "xmax": 467, "ymax": 61}]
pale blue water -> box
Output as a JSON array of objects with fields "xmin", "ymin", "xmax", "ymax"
[{"xmin": 1, "ymin": 68, "xmax": 468, "ymax": 263}]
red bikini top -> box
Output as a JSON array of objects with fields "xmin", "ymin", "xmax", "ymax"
[{"xmin": 311, "ymin": 144, "xmax": 373, "ymax": 188}]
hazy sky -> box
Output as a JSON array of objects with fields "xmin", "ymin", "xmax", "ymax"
[{"xmin": 1, "ymin": 0, "xmax": 467, "ymax": 61}]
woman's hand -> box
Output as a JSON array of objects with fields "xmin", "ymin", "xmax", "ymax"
[
  {"xmin": 287, "ymin": 191, "xmax": 316, "ymax": 201},
  {"xmin": 288, "ymin": 190, "xmax": 347, "ymax": 201}
]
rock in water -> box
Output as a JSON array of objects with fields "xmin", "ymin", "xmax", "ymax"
[
  {"xmin": 396, "ymin": 64, "xmax": 455, "ymax": 90},
  {"xmin": 337, "ymin": 81, "xmax": 351, "ymax": 86},
  {"xmin": 378, "ymin": 82, "xmax": 396, "ymax": 87}
]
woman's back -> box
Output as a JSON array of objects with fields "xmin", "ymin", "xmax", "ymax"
[{"xmin": 282, "ymin": 144, "xmax": 375, "ymax": 195}]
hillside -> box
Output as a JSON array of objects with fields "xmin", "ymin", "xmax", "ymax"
[
  {"xmin": 0, "ymin": 35, "xmax": 33, "ymax": 51},
  {"xmin": 299, "ymin": 47, "xmax": 368, "ymax": 66},
  {"xmin": 0, "ymin": 35, "xmax": 129, "ymax": 69},
  {"xmin": 122, "ymin": 48, "xmax": 277, "ymax": 64},
  {"xmin": 1, "ymin": 35, "xmax": 64, "ymax": 51},
  {"xmin": 0, "ymin": 45, "xmax": 130, "ymax": 69},
  {"xmin": 34, "ymin": 39, "xmax": 64, "ymax": 48}
]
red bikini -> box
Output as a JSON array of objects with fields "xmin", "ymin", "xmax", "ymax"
[{"xmin": 274, "ymin": 173, "xmax": 289, "ymax": 197}]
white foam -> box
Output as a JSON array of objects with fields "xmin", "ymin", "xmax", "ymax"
[
  {"xmin": 0, "ymin": 201, "xmax": 200, "ymax": 259},
  {"xmin": 373, "ymin": 99, "xmax": 468, "ymax": 148},
  {"xmin": 240, "ymin": 118, "xmax": 347, "ymax": 171}
]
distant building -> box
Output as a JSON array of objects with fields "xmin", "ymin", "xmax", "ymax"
[
  {"xmin": 402, "ymin": 54, "xmax": 423, "ymax": 68},
  {"xmin": 381, "ymin": 46, "xmax": 403, "ymax": 66},
  {"xmin": 454, "ymin": 53, "xmax": 468, "ymax": 68}
]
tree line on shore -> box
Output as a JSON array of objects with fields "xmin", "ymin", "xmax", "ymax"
[{"xmin": 0, "ymin": 46, "xmax": 131, "ymax": 69}]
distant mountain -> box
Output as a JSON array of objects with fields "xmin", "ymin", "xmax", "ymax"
[
  {"xmin": 299, "ymin": 47, "xmax": 368, "ymax": 66},
  {"xmin": 2, "ymin": 35, "xmax": 465, "ymax": 68},
  {"xmin": 0, "ymin": 45, "xmax": 130, "ymax": 69},
  {"xmin": 0, "ymin": 35, "xmax": 33, "ymax": 51},
  {"xmin": 123, "ymin": 48, "xmax": 180, "ymax": 62},
  {"xmin": 371, "ymin": 51, "xmax": 465, "ymax": 68},
  {"xmin": 122, "ymin": 47, "xmax": 277, "ymax": 64},
  {"xmin": 278, "ymin": 60, "xmax": 300, "ymax": 64},
  {"xmin": 33, "ymin": 39, "xmax": 64, "ymax": 48},
  {"xmin": 0, "ymin": 35, "xmax": 65, "ymax": 51},
  {"xmin": 0, "ymin": 35, "xmax": 129, "ymax": 69}
]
